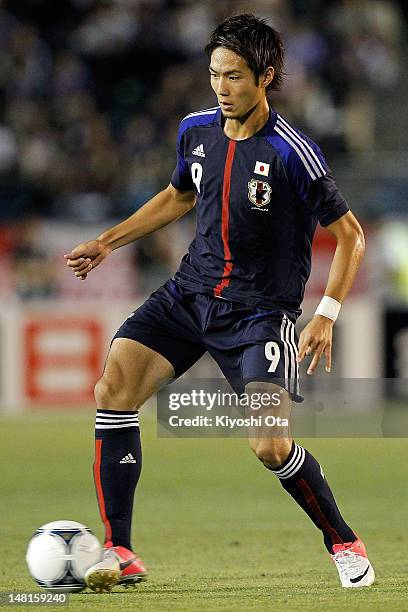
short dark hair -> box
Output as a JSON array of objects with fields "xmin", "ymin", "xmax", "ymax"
[{"xmin": 205, "ymin": 13, "xmax": 284, "ymax": 91}]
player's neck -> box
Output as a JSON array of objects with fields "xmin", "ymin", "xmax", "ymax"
[{"xmin": 223, "ymin": 99, "xmax": 270, "ymax": 141}]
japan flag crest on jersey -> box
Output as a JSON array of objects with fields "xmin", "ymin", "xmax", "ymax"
[{"xmin": 254, "ymin": 161, "xmax": 270, "ymax": 177}]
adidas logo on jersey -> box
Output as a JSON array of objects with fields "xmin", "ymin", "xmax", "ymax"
[
  {"xmin": 192, "ymin": 144, "xmax": 205, "ymax": 157},
  {"xmin": 120, "ymin": 453, "xmax": 137, "ymax": 464}
]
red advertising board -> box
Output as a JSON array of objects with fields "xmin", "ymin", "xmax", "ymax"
[{"xmin": 24, "ymin": 317, "xmax": 103, "ymax": 405}]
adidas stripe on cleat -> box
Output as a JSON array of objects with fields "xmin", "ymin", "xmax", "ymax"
[
  {"xmin": 85, "ymin": 546, "xmax": 147, "ymax": 593},
  {"xmin": 331, "ymin": 539, "xmax": 375, "ymax": 588}
]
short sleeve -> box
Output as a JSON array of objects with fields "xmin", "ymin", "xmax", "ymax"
[
  {"xmin": 170, "ymin": 123, "xmax": 194, "ymax": 192},
  {"xmin": 285, "ymin": 143, "xmax": 349, "ymax": 227},
  {"xmin": 306, "ymin": 174, "xmax": 349, "ymax": 227}
]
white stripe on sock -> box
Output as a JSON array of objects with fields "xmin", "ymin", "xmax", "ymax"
[
  {"xmin": 274, "ymin": 443, "xmax": 300, "ymax": 475},
  {"xmin": 95, "ymin": 417, "xmax": 138, "ymax": 423},
  {"xmin": 95, "ymin": 423, "xmax": 139, "ymax": 430},
  {"xmin": 277, "ymin": 447, "xmax": 306, "ymax": 479},
  {"xmin": 96, "ymin": 412, "xmax": 138, "ymax": 419}
]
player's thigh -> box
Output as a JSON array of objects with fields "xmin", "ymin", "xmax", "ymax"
[
  {"xmin": 95, "ymin": 337, "xmax": 175, "ymax": 411},
  {"xmin": 241, "ymin": 325, "xmax": 296, "ymax": 464},
  {"xmin": 241, "ymin": 315, "xmax": 298, "ymax": 463},
  {"xmin": 245, "ymin": 380, "xmax": 292, "ymax": 466},
  {"xmin": 96, "ymin": 280, "xmax": 205, "ymax": 410},
  {"xmin": 114, "ymin": 280, "xmax": 205, "ymax": 380}
]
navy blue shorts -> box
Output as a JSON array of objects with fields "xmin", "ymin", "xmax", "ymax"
[{"xmin": 113, "ymin": 279, "xmax": 301, "ymax": 400}]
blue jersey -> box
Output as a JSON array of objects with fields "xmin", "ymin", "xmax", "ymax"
[{"xmin": 171, "ymin": 106, "xmax": 349, "ymax": 317}]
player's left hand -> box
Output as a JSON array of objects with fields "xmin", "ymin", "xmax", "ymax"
[{"xmin": 297, "ymin": 315, "xmax": 334, "ymax": 375}]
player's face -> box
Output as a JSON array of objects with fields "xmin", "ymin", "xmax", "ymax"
[{"xmin": 209, "ymin": 47, "xmax": 271, "ymax": 119}]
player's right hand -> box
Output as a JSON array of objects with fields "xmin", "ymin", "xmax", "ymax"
[{"xmin": 64, "ymin": 240, "xmax": 112, "ymax": 280}]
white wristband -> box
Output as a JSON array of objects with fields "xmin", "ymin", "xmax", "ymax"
[{"xmin": 314, "ymin": 296, "xmax": 341, "ymax": 322}]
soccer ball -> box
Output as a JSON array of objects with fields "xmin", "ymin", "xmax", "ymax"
[{"xmin": 26, "ymin": 520, "xmax": 102, "ymax": 592}]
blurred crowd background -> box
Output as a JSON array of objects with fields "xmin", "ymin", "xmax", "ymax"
[{"xmin": 0, "ymin": 0, "xmax": 407, "ymax": 302}]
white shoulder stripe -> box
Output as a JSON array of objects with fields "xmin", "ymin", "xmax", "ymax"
[
  {"xmin": 275, "ymin": 125, "xmax": 318, "ymax": 180},
  {"xmin": 277, "ymin": 120, "xmax": 323, "ymax": 179},
  {"xmin": 277, "ymin": 115, "xmax": 326, "ymax": 175},
  {"xmin": 182, "ymin": 106, "xmax": 220, "ymax": 121}
]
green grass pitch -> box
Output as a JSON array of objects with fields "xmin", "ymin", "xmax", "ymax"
[{"xmin": 0, "ymin": 409, "xmax": 407, "ymax": 611}]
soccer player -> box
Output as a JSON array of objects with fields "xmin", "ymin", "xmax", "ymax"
[{"xmin": 65, "ymin": 14, "xmax": 374, "ymax": 591}]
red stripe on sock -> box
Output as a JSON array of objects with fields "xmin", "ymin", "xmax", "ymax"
[
  {"xmin": 214, "ymin": 139, "xmax": 236, "ymax": 297},
  {"xmin": 297, "ymin": 478, "xmax": 343, "ymax": 545},
  {"xmin": 94, "ymin": 439, "xmax": 112, "ymax": 544}
]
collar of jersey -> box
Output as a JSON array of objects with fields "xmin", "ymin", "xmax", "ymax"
[{"xmin": 217, "ymin": 107, "xmax": 278, "ymax": 141}]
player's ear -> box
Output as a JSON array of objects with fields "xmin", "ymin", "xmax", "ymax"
[{"xmin": 262, "ymin": 66, "xmax": 274, "ymax": 90}]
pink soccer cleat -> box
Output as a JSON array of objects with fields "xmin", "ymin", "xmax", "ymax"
[
  {"xmin": 85, "ymin": 545, "xmax": 147, "ymax": 593},
  {"xmin": 331, "ymin": 538, "xmax": 375, "ymax": 588}
]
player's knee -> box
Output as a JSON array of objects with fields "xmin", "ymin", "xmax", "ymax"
[
  {"xmin": 94, "ymin": 377, "xmax": 116, "ymax": 408},
  {"xmin": 94, "ymin": 376, "xmax": 139, "ymax": 411},
  {"xmin": 254, "ymin": 440, "xmax": 291, "ymax": 468}
]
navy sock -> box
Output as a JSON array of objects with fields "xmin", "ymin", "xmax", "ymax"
[
  {"xmin": 94, "ymin": 409, "xmax": 142, "ymax": 551},
  {"xmin": 265, "ymin": 442, "xmax": 356, "ymax": 552}
]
